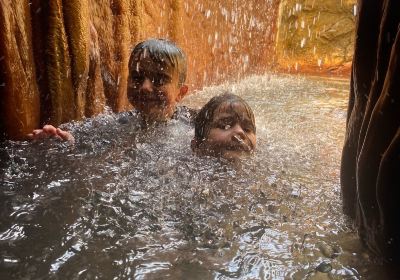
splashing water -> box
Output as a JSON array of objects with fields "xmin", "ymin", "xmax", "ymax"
[{"xmin": 0, "ymin": 75, "xmax": 396, "ymax": 279}]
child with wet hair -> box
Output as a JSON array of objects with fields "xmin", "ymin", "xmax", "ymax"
[
  {"xmin": 191, "ymin": 93, "xmax": 256, "ymax": 160},
  {"xmin": 127, "ymin": 38, "xmax": 189, "ymax": 122},
  {"xmin": 28, "ymin": 38, "xmax": 190, "ymax": 141}
]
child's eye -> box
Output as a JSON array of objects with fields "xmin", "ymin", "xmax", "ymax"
[
  {"xmin": 243, "ymin": 125, "xmax": 255, "ymax": 133},
  {"xmin": 130, "ymin": 74, "xmax": 145, "ymax": 86},
  {"xmin": 152, "ymin": 77, "xmax": 164, "ymax": 87},
  {"xmin": 217, "ymin": 123, "xmax": 231, "ymax": 130}
]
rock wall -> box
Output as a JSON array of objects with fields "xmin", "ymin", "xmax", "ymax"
[
  {"xmin": 341, "ymin": 0, "xmax": 400, "ymax": 261},
  {"xmin": 275, "ymin": 0, "xmax": 356, "ymax": 75},
  {"xmin": 0, "ymin": 0, "xmax": 279, "ymax": 139}
]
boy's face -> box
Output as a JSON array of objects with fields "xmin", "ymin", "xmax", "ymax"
[
  {"xmin": 127, "ymin": 54, "xmax": 188, "ymax": 121},
  {"xmin": 195, "ymin": 101, "xmax": 256, "ymax": 160}
]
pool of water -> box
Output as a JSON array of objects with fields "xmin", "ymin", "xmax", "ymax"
[{"xmin": 0, "ymin": 74, "xmax": 395, "ymax": 279}]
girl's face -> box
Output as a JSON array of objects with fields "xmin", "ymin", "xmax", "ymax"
[{"xmin": 197, "ymin": 101, "xmax": 256, "ymax": 160}]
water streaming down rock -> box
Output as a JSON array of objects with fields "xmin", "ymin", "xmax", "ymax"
[
  {"xmin": 2, "ymin": 75, "xmax": 397, "ymax": 279},
  {"xmin": 0, "ymin": 0, "xmax": 280, "ymax": 139}
]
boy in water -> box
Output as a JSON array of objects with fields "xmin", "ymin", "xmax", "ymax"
[
  {"xmin": 28, "ymin": 39, "xmax": 190, "ymax": 141},
  {"xmin": 191, "ymin": 93, "xmax": 256, "ymax": 160}
]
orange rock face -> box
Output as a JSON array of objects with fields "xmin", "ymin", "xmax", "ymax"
[
  {"xmin": 0, "ymin": 1, "xmax": 40, "ymax": 139},
  {"xmin": 275, "ymin": 0, "xmax": 356, "ymax": 76},
  {"xmin": 0, "ymin": 0, "xmax": 279, "ymax": 139}
]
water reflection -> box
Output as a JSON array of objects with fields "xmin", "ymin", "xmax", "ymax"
[{"xmin": 0, "ymin": 75, "xmax": 393, "ymax": 279}]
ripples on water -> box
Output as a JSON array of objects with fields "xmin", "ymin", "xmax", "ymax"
[{"xmin": 0, "ymin": 75, "xmax": 391, "ymax": 279}]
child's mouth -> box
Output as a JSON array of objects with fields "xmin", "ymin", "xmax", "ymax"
[
  {"xmin": 132, "ymin": 92, "xmax": 166, "ymax": 103},
  {"xmin": 229, "ymin": 136, "xmax": 253, "ymax": 152}
]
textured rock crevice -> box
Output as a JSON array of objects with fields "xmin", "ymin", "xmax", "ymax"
[{"xmin": 341, "ymin": 0, "xmax": 400, "ymax": 261}]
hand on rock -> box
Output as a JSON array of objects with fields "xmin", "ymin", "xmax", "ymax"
[{"xmin": 27, "ymin": 125, "xmax": 75, "ymax": 143}]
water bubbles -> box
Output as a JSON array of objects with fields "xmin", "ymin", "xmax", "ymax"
[
  {"xmin": 206, "ymin": 34, "xmax": 212, "ymax": 45},
  {"xmin": 295, "ymin": 3, "xmax": 302, "ymax": 12},
  {"xmin": 230, "ymin": 10, "xmax": 236, "ymax": 24},
  {"xmin": 221, "ymin": 7, "xmax": 229, "ymax": 22},
  {"xmin": 243, "ymin": 54, "xmax": 249, "ymax": 67},
  {"xmin": 300, "ymin": 38, "xmax": 306, "ymax": 48},
  {"xmin": 0, "ymin": 74, "xmax": 362, "ymax": 278}
]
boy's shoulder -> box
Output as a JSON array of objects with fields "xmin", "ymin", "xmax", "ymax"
[
  {"xmin": 172, "ymin": 106, "xmax": 198, "ymax": 125},
  {"xmin": 116, "ymin": 110, "xmax": 139, "ymax": 125}
]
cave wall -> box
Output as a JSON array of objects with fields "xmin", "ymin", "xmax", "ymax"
[
  {"xmin": 341, "ymin": 0, "xmax": 400, "ymax": 261},
  {"xmin": 0, "ymin": 0, "xmax": 279, "ymax": 140},
  {"xmin": 275, "ymin": 0, "xmax": 356, "ymax": 75}
]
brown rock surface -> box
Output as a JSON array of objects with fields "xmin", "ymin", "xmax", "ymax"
[
  {"xmin": 0, "ymin": 1, "xmax": 40, "ymax": 139},
  {"xmin": 275, "ymin": 0, "xmax": 356, "ymax": 76},
  {"xmin": 341, "ymin": 0, "xmax": 400, "ymax": 261}
]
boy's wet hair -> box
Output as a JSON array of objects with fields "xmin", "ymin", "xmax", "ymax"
[
  {"xmin": 194, "ymin": 92, "xmax": 256, "ymax": 144},
  {"xmin": 129, "ymin": 39, "xmax": 187, "ymax": 87}
]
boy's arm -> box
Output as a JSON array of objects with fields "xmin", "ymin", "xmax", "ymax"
[{"xmin": 27, "ymin": 124, "xmax": 75, "ymax": 142}]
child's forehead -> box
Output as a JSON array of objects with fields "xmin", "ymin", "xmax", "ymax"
[
  {"xmin": 132, "ymin": 55, "xmax": 175, "ymax": 76},
  {"xmin": 213, "ymin": 101, "xmax": 251, "ymax": 120}
]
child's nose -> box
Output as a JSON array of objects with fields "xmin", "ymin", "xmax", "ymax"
[
  {"xmin": 232, "ymin": 124, "xmax": 246, "ymax": 138},
  {"xmin": 140, "ymin": 78, "xmax": 153, "ymax": 92}
]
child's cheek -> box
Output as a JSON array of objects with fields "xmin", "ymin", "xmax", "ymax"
[{"xmin": 210, "ymin": 129, "xmax": 230, "ymax": 144}]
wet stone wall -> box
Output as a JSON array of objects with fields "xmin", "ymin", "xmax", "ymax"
[
  {"xmin": 275, "ymin": 0, "xmax": 356, "ymax": 75},
  {"xmin": 0, "ymin": 0, "xmax": 279, "ymax": 140}
]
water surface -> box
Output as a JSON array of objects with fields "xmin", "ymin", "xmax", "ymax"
[{"xmin": 0, "ymin": 75, "xmax": 393, "ymax": 279}]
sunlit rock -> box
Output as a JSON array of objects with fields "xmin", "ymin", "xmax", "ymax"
[
  {"xmin": 0, "ymin": 1, "xmax": 40, "ymax": 139},
  {"xmin": 275, "ymin": 0, "xmax": 356, "ymax": 76}
]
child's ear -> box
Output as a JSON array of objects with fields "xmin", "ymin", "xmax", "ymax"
[{"xmin": 176, "ymin": 84, "xmax": 189, "ymax": 102}]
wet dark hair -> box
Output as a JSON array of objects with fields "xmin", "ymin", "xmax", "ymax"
[
  {"xmin": 194, "ymin": 92, "xmax": 256, "ymax": 144},
  {"xmin": 129, "ymin": 38, "xmax": 187, "ymax": 87}
]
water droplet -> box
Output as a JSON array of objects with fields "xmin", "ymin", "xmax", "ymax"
[{"xmin": 300, "ymin": 38, "xmax": 306, "ymax": 48}]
